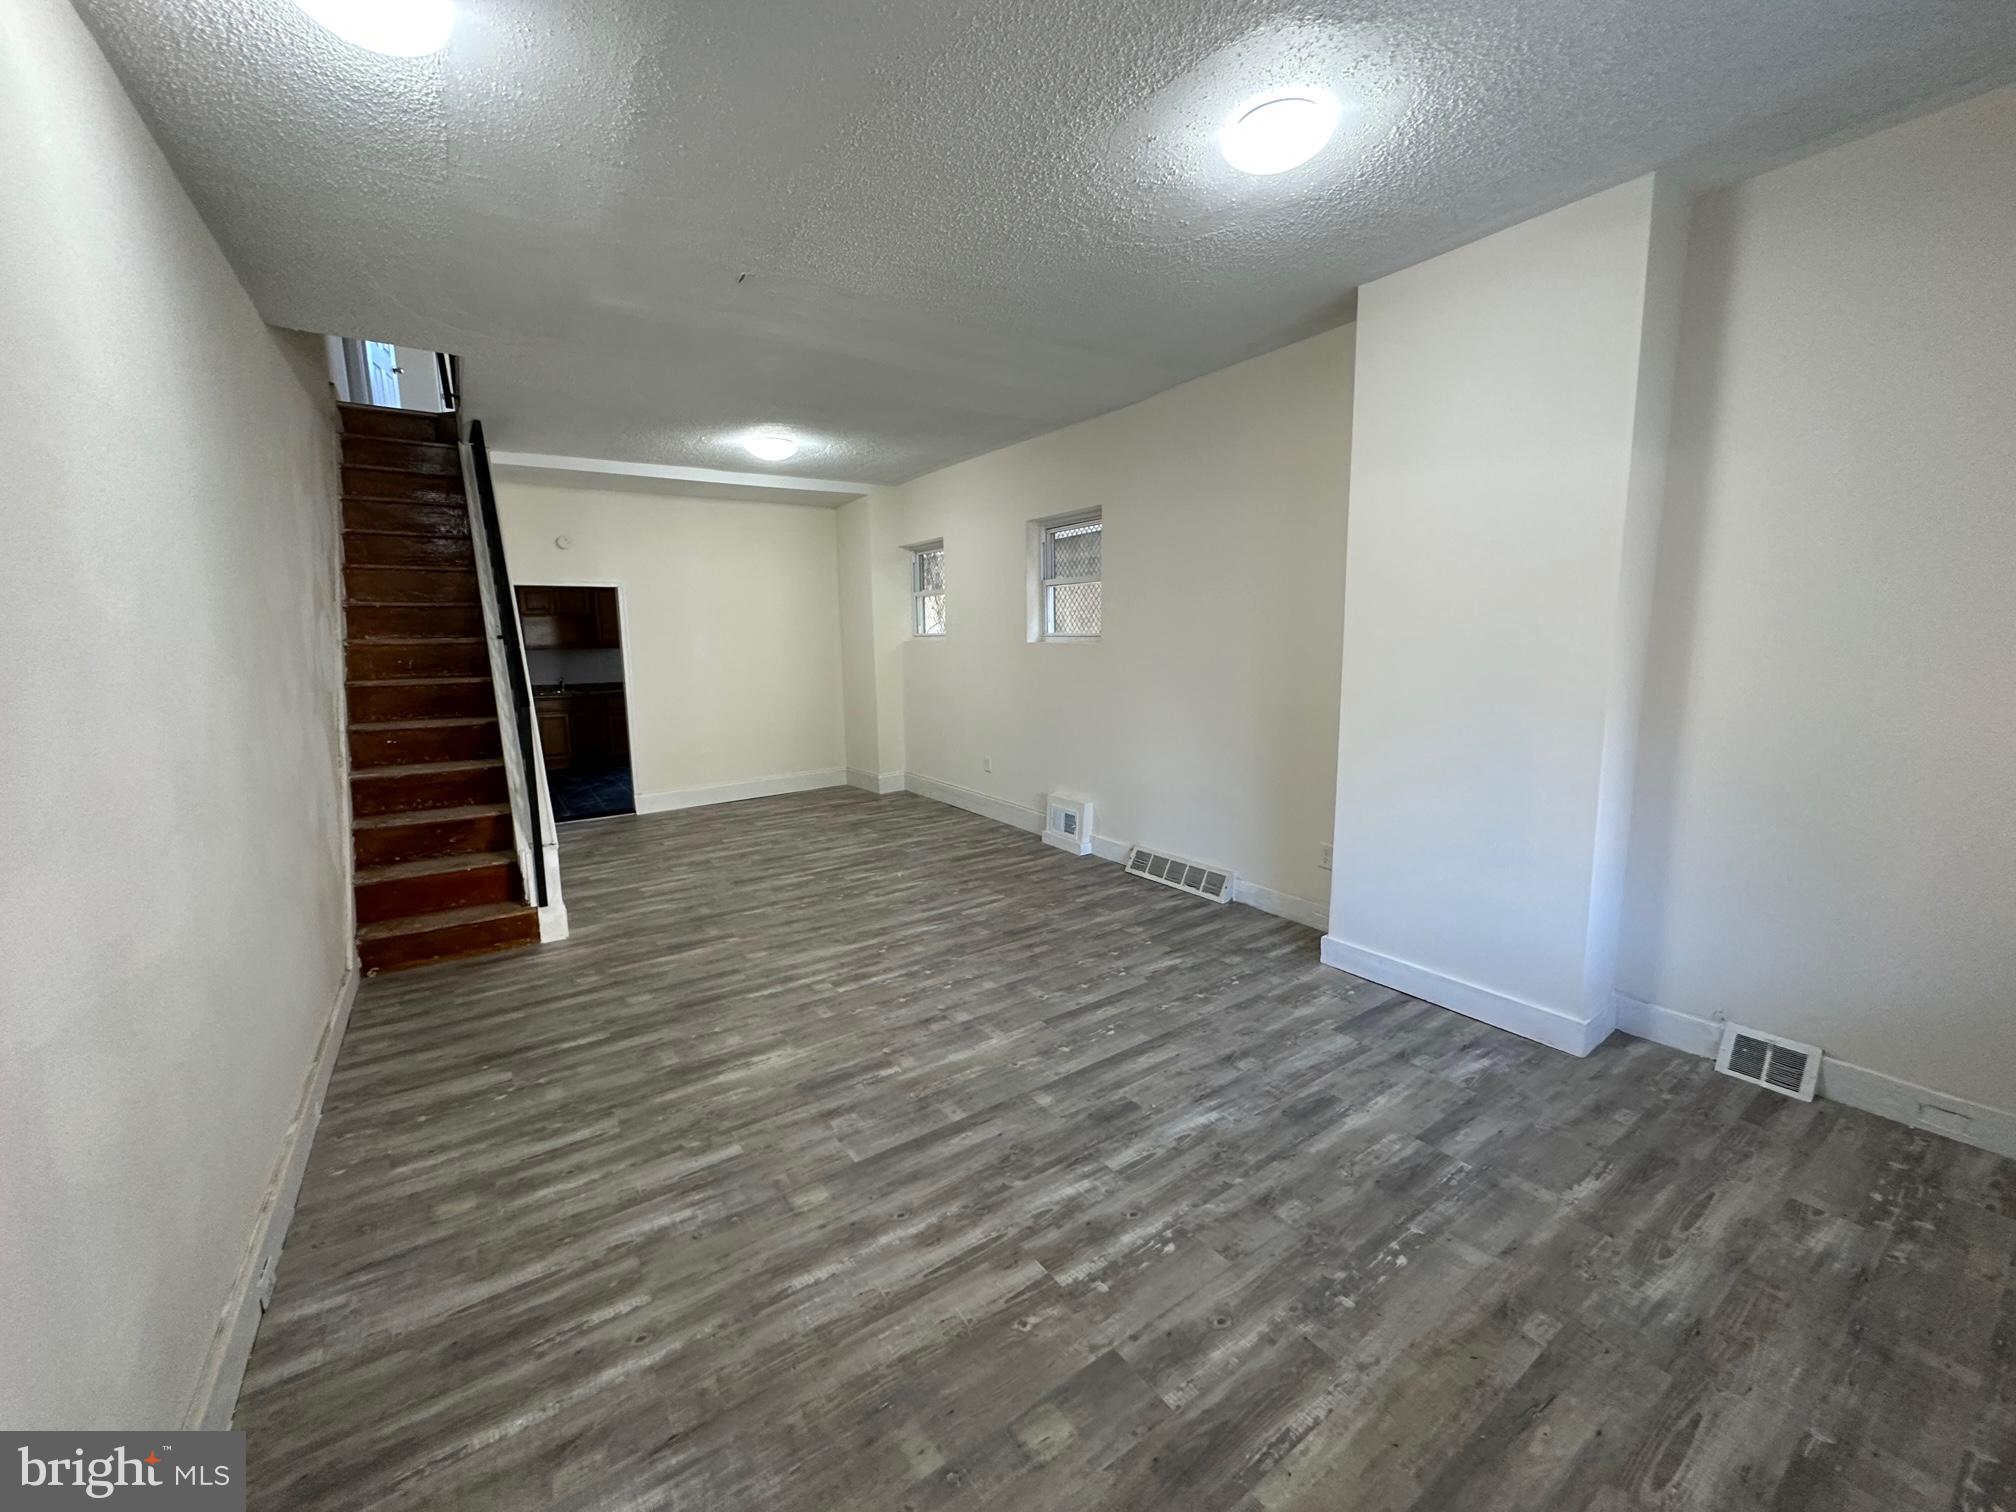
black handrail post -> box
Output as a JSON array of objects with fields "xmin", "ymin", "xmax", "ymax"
[{"xmin": 467, "ymin": 418, "xmax": 549, "ymax": 908}]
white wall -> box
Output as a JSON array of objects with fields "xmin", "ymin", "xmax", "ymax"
[
  {"xmin": 866, "ymin": 323, "xmax": 1356, "ymax": 921},
  {"xmin": 1620, "ymin": 84, "xmax": 2016, "ymax": 1116},
  {"xmin": 495, "ymin": 480, "xmax": 848, "ymax": 807},
  {"xmin": 835, "ymin": 496, "xmax": 901, "ymax": 787},
  {"xmin": 1325, "ymin": 177, "xmax": 1681, "ymax": 1054},
  {"xmin": 0, "ymin": 0, "xmax": 351, "ymax": 1428}
]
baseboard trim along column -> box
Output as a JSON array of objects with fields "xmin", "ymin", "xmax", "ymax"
[
  {"xmin": 1320, "ymin": 935, "xmax": 1612, "ymax": 1057},
  {"xmin": 185, "ymin": 962, "xmax": 360, "ymax": 1430},
  {"xmin": 1614, "ymin": 992, "xmax": 2016, "ymax": 1160},
  {"xmin": 1235, "ymin": 880, "xmax": 1328, "ymax": 932},
  {"xmin": 902, "ymin": 771, "xmax": 1329, "ymax": 933},
  {"xmin": 635, "ymin": 767, "xmax": 848, "ymax": 813},
  {"xmin": 846, "ymin": 768, "xmax": 906, "ymax": 795}
]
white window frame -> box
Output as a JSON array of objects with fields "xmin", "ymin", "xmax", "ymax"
[
  {"xmin": 909, "ymin": 540, "xmax": 946, "ymax": 638},
  {"xmin": 1031, "ymin": 511, "xmax": 1102, "ymax": 642}
]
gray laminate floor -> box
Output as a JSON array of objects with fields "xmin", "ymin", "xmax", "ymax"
[{"xmin": 237, "ymin": 788, "xmax": 2016, "ymax": 1511}]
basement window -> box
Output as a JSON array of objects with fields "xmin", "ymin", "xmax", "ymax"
[
  {"xmin": 911, "ymin": 542, "xmax": 946, "ymax": 637},
  {"xmin": 1038, "ymin": 514, "xmax": 1102, "ymax": 640}
]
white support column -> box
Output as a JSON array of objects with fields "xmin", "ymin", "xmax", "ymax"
[{"xmin": 1323, "ymin": 174, "xmax": 1690, "ymax": 1055}]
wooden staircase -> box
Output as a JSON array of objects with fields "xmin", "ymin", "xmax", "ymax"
[{"xmin": 339, "ymin": 403, "xmax": 540, "ymax": 972}]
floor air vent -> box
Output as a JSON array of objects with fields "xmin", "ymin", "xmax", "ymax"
[
  {"xmin": 1125, "ymin": 847, "xmax": 1233, "ymax": 904},
  {"xmin": 1715, "ymin": 1023, "xmax": 1821, "ymax": 1102}
]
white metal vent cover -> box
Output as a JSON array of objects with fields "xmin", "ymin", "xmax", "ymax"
[
  {"xmin": 1125, "ymin": 846, "xmax": 1233, "ymax": 904},
  {"xmin": 1043, "ymin": 794, "xmax": 1094, "ymax": 856},
  {"xmin": 1715, "ymin": 1023, "xmax": 1821, "ymax": 1102}
]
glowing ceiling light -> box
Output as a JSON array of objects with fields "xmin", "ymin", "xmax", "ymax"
[
  {"xmin": 742, "ymin": 429, "xmax": 802, "ymax": 463},
  {"xmin": 293, "ymin": 0, "xmax": 454, "ymax": 57},
  {"xmin": 1219, "ymin": 89, "xmax": 1343, "ymax": 175}
]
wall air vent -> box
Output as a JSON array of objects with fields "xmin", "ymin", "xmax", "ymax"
[
  {"xmin": 1043, "ymin": 794, "xmax": 1094, "ymax": 856},
  {"xmin": 1125, "ymin": 846, "xmax": 1233, "ymax": 904},
  {"xmin": 1715, "ymin": 1023, "xmax": 1821, "ymax": 1102}
]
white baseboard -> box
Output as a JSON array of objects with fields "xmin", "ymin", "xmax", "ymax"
[
  {"xmin": 1319, "ymin": 935, "xmax": 1611, "ymax": 1057},
  {"xmin": 535, "ymin": 843, "xmax": 568, "ymax": 941},
  {"xmin": 1613, "ymin": 993, "xmax": 2016, "ymax": 1159},
  {"xmin": 846, "ymin": 768, "xmax": 905, "ymax": 796},
  {"xmin": 902, "ymin": 771, "xmax": 1330, "ymax": 933},
  {"xmin": 185, "ymin": 963, "xmax": 359, "ymax": 1429},
  {"xmin": 1235, "ymin": 878, "xmax": 1328, "ymax": 932},
  {"xmin": 636, "ymin": 767, "xmax": 847, "ymax": 814},
  {"xmin": 1612, "ymin": 991, "xmax": 1723, "ymax": 1057},
  {"xmin": 902, "ymin": 771, "xmax": 1043, "ymax": 833}
]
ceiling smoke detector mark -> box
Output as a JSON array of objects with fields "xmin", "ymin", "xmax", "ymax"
[
  {"xmin": 1715, "ymin": 1024, "xmax": 1821, "ymax": 1102},
  {"xmin": 1126, "ymin": 846, "xmax": 1234, "ymax": 904}
]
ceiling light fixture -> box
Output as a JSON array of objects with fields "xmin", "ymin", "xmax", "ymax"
[
  {"xmin": 1219, "ymin": 89, "xmax": 1342, "ymax": 175},
  {"xmin": 741, "ymin": 429, "xmax": 802, "ymax": 463},
  {"xmin": 293, "ymin": 0, "xmax": 455, "ymax": 57}
]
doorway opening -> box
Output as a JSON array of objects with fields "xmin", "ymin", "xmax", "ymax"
[
  {"xmin": 517, "ymin": 584, "xmax": 635, "ymax": 822},
  {"xmin": 324, "ymin": 334, "xmax": 454, "ymax": 411}
]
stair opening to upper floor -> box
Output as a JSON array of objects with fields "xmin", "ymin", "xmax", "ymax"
[
  {"xmin": 325, "ymin": 335, "xmax": 455, "ymax": 413},
  {"xmin": 338, "ymin": 400, "xmax": 540, "ymax": 971}
]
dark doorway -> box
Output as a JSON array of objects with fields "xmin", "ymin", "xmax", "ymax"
[{"xmin": 517, "ymin": 584, "xmax": 634, "ymax": 822}]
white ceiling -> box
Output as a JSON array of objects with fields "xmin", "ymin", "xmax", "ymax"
[{"xmin": 77, "ymin": 0, "xmax": 2016, "ymax": 485}]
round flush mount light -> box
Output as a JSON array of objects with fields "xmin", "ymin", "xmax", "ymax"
[
  {"xmin": 1219, "ymin": 89, "xmax": 1343, "ymax": 175},
  {"xmin": 293, "ymin": 0, "xmax": 454, "ymax": 57},
  {"xmin": 741, "ymin": 429, "xmax": 802, "ymax": 463}
]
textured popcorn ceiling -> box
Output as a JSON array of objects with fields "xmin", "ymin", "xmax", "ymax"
[{"xmin": 75, "ymin": 0, "xmax": 2016, "ymax": 484}]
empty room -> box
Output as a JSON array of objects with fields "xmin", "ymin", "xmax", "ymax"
[{"xmin": 3, "ymin": 0, "xmax": 2013, "ymax": 1507}]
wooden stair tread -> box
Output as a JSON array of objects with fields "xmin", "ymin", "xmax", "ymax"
[
  {"xmin": 353, "ymin": 802, "xmax": 511, "ymax": 830},
  {"xmin": 338, "ymin": 401, "xmax": 452, "ymax": 419},
  {"xmin": 342, "ymin": 435, "xmax": 457, "ymax": 450},
  {"xmin": 357, "ymin": 850, "xmax": 516, "ymax": 884},
  {"xmin": 345, "ymin": 675, "xmax": 491, "ymax": 687},
  {"xmin": 343, "ymin": 634, "xmax": 486, "ymax": 646},
  {"xmin": 349, "ymin": 715, "xmax": 498, "ymax": 732},
  {"xmin": 342, "ymin": 521, "xmax": 469, "ymax": 537},
  {"xmin": 341, "ymin": 483, "xmax": 465, "ymax": 502},
  {"xmin": 352, "ymin": 758, "xmax": 505, "ymax": 780},
  {"xmin": 356, "ymin": 901, "xmax": 533, "ymax": 942}
]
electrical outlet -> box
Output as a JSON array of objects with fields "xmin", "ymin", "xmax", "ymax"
[
  {"xmin": 983, "ymin": 756, "xmax": 993, "ymax": 773},
  {"xmin": 1319, "ymin": 843, "xmax": 1332, "ymax": 870}
]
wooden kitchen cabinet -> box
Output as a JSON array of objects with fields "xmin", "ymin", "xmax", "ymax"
[
  {"xmin": 536, "ymin": 698, "xmax": 574, "ymax": 768},
  {"xmin": 534, "ymin": 689, "xmax": 626, "ymax": 770},
  {"xmin": 517, "ymin": 584, "xmax": 621, "ymax": 649},
  {"xmin": 593, "ymin": 593, "xmax": 622, "ymax": 647}
]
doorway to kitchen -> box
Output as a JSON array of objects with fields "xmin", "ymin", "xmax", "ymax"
[{"xmin": 516, "ymin": 584, "xmax": 635, "ymax": 822}]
